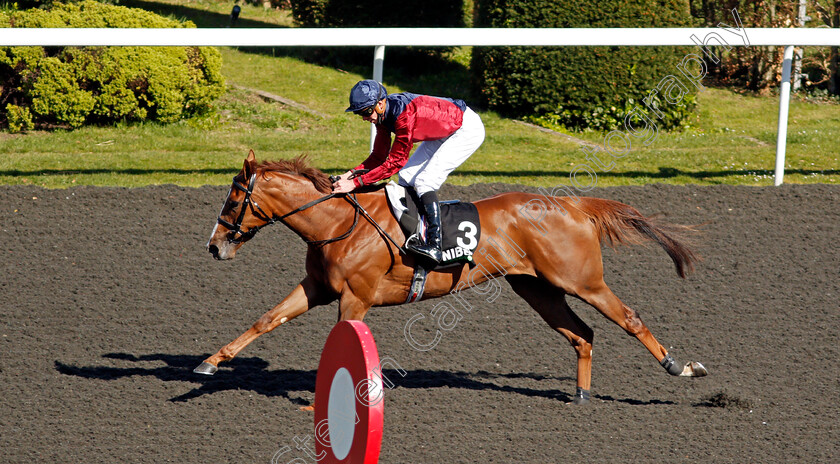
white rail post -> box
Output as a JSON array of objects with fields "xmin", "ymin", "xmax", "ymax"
[
  {"xmin": 370, "ymin": 45, "xmax": 385, "ymax": 151},
  {"xmin": 793, "ymin": 0, "xmax": 808, "ymax": 91},
  {"xmin": 775, "ymin": 45, "xmax": 795, "ymax": 186}
]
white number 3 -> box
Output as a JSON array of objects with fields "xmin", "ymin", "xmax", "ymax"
[{"xmin": 456, "ymin": 221, "xmax": 478, "ymax": 250}]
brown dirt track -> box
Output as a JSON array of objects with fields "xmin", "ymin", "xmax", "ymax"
[{"xmin": 1, "ymin": 182, "xmax": 838, "ymax": 463}]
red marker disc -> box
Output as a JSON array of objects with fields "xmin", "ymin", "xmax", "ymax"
[{"xmin": 314, "ymin": 321, "xmax": 384, "ymax": 464}]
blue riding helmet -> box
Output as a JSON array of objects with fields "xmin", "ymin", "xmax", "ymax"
[{"xmin": 345, "ymin": 80, "xmax": 387, "ymax": 112}]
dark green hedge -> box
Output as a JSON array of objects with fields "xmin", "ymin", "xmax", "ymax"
[
  {"xmin": 288, "ymin": 0, "xmax": 470, "ymax": 71},
  {"xmin": 290, "ymin": 0, "xmax": 467, "ymax": 27},
  {"xmin": 472, "ymin": 0, "xmax": 697, "ymax": 131},
  {"xmin": 0, "ymin": 1, "xmax": 225, "ymax": 131}
]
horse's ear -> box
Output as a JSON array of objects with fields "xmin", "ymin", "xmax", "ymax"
[{"xmin": 244, "ymin": 150, "xmax": 256, "ymax": 176}]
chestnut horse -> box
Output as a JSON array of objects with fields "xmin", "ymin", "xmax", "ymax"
[{"xmin": 197, "ymin": 150, "xmax": 707, "ymax": 404}]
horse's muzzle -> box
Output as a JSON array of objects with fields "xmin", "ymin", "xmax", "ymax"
[
  {"xmin": 208, "ymin": 244, "xmax": 222, "ymax": 260},
  {"xmin": 208, "ymin": 239, "xmax": 240, "ymax": 260}
]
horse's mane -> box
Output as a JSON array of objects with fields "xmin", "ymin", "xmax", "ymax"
[{"xmin": 257, "ymin": 156, "xmax": 333, "ymax": 193}]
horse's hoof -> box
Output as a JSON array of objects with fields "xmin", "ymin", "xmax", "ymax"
[
  {"xmin": 571, "ymin": 396, "xmax": 591, "ymax": 405},
  {"xmin": 680, "ymin": 361, "xmax": 708, "ymax": 377},
  {"xmin": 193, "ymin": 362, "xmax": 218, "ymax": 376}
]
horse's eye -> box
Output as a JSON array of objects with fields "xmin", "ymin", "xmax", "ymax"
[{"xmin": 228, "ymin": 201, "xmax": 240, "ymax": 209}]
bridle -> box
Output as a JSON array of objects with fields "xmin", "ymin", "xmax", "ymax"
[
  {"xmin": 217, "ymin": 173, "xmax": 352, "ymax": 245},
  {"xmin": 217, "ymin": 173, "xmax": 266, "ymax": 242},
  {"xmin": 217, "ymin": 172, "xmax": 405, "ymax": 251}
]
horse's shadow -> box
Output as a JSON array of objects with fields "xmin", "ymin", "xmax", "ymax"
[
  {"xmin": 55, "ymin": 353, "xmax": 315, "ymax": 404},
  {"xmin": 54, "ymin": 353, "xmax": 672, "ymax": 405}
]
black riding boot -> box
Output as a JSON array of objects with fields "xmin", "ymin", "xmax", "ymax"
[{"xmin": 406, "ymin": 191, "xmax": 443, "ymax": 264}]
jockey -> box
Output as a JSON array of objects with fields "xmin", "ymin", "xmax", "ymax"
[{"xmin": 332, "ymin": 79, "xmax": 485, "ymax": 264}]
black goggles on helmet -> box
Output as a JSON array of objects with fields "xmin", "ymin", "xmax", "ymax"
[{"xmin": 354, "ymin": 105, "xmax": 376, "ymax": 117}]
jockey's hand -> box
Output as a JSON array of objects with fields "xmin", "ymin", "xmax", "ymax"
[{"xmin": 332, "ymin": 178, "xmax": 356, "ymax": 194}]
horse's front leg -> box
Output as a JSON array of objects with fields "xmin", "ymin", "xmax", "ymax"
[
  {"xmin": 337, "ymin": 288, "xmax": 372, "ymax": 322},
  {"xmin": 296, "ymin": 287, "xmax": 373, "ymax": 412},
  {"xmin": 194, "ymin": 276, "xmax": 334, "ymax": 375}
]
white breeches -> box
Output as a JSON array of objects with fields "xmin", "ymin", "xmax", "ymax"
[{"xmin": 398, "ymin": 107, "xmax": 484, "ymax": 197}]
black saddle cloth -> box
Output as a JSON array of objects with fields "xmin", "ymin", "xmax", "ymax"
[{"xmin": 386, "ymin": 184, "xmax": 481, "ymax": 266}]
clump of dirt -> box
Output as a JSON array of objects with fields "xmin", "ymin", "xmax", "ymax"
[{"xmin": 695, "ymin": 391, "xmax": 753, "ymax": 410}]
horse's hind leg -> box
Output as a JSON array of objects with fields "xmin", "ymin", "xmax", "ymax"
[
  {"xmin": 573, "ymin": 279, "xmax": 707, "ymax": 378},
  {"xmin": 506, "ymin": 275, "xmax": 595, "ymax": 404}
]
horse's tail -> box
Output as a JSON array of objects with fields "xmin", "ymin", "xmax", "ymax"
[{"xmin": 574, "ymin": 197, "xmax": 698, "ymax": 278}]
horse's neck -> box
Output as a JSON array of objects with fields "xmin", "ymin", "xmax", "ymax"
[{"xmin": 266, "ymin": 176, "xmax": 355, "ymax": 243}]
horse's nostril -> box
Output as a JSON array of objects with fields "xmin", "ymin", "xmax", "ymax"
[{"xmin": 208, "ymin": 244, "xmax": 219, "ymax": 257}]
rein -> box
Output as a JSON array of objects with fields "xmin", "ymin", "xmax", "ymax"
[
  {"xmin": 343, "ymin": 194, "xmax": 407, "ymax": 253},
  {"xmin": 218, "ymin": 173, "xmax": 404, "ymax": 251}
]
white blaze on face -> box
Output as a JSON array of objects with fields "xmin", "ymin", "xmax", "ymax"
[
  {"xmin": 207, "ymin": 223, "xmax": 220, "ymax": 248},
  {"xmin": 208, "ymin": 187, "xmax": 233, "ymax": 248}
]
